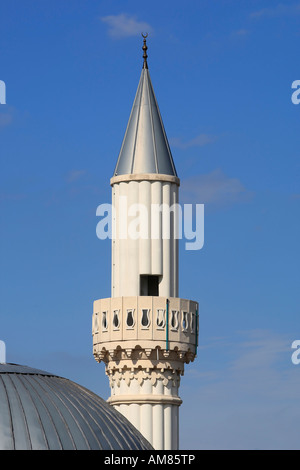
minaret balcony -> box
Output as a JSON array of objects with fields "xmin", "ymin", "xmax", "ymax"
[{"xmin": 92, "ymin": 296, "xmax": 199, "ymax": 367}]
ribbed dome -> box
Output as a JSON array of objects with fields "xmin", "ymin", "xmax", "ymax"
[{"xmin": 0, "ymin": 363, "xmax": 153, "ymax": 450}]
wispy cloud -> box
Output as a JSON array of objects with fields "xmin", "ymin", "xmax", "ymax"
[
  {"xmin": 0, "ymin": 107, "xmax": 13, "ymax": 127},
  {"xmin": 231, "ymin": 29, "xmax": 250, "ymax": 37},
  {"xmin": 250, "ymin": 2, "xmax": 300, "ymax": 19},
  {"xmin": 181, "ymin": 329, "xmax": 300, "ymax": 450},
  {"xmin": 0, "ymin": 192, "xmax": 26, "ymax": 203},
  {"xmin": 65, "ymin": 169, "xmax": 87, "ymax": 183},
  {"xmin": 170, "ymin": 134, "xmax": 218, "ymax": 149},
  {"xmin": 101, "ymin": 13, "xmax": 153, "ymax": 39},
  {"xmin": 181, "ymin": 169, "xmax": 253, "ymax": 206}
]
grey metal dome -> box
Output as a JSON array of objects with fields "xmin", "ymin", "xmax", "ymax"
[{"xmin": 0, "ymin": 363, "xmax": 153, "ymax": 450}]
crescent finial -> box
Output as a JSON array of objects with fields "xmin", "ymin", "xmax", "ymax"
[{"xmin": 142, "ymin": 33, "xmax": 148, "ymax": 69}]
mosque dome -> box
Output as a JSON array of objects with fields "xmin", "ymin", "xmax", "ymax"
[{"xmin": 0, "ymin": 363, "xmax": 153, "ymax": 450}]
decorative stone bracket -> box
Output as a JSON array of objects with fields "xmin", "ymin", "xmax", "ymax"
[{"xmin": 107, "ymin": 367, "xmax": 181, "ymax": 389}]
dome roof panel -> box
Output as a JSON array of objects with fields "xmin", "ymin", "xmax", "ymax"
[{"xmin": 0, "ymin": 364, "xmax": 152, "ymax": 450}]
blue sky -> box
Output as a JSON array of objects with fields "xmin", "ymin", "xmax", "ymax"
[{"xmin": 0, "ymin": 0, "xmax": 299, "ymax": 450}]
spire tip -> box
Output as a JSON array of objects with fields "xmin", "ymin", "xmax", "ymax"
[{"xmin": 142, "ymin": 33, "xmax": 148, "ymax": 69}]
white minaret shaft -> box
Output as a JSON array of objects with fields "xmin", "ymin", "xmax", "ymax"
[
  {"xmin": 93, "ymin": 36, "xmax": 198, "ymax": 450},
  {"xmin": 111, "ymin": 178, "xmax": 179, "ymax": 298}
]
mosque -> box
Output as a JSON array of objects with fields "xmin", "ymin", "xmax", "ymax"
[{"xmin": 0, "ymin": 37, "xmax": 199, "ymax": 451}]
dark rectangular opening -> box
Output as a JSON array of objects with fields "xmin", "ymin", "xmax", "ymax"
[{"xmin": 140, "ymin": 275, "xmax": 159, "ymax": 296}]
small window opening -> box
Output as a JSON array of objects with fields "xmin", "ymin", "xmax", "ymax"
[
  {"xmin": 93, "ymin": 313, "xmax": 99, "ymax": 332},
  {"xmin": 141, "ymin": 309, "xmax": 150, "ymax": 328},
  {"xmin": 182, "ymin": 311, "xmax": 188, "ymax": 331},
  {"xmin": 140, "ymin": 275, "xmax": 159, "ymax": 296},
  {"xmin": 171, "ymin": 310, "xmax": 179, "ymax": 330},
  {"xmin": 190, "ymin": 312, "xmax": 195, "ymax": 332},
  {"xmin": 156, "ymin": 309, "xmax": 165, "ymax": 329},
  {"xmin": 113, "ymin": 310, "xmax": 120, "ymax": 329},
  {"xmin": 102, "ymin": 311, "xmax": 108, "ymax": 330},
  {"xmin": 126, "ymin": 309, "xmax": 135, "ymax": 328}
]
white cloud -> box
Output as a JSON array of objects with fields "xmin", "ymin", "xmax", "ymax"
[
  {"xmin": 181, "ymin": 169, "xmax": 253, "ymax": 206},
  {"xmin": 101, "ymin": 14, "xmax": 153, "ymax": 39}
]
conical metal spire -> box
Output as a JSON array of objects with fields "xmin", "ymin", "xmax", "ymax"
[{"xmin": 113, "ymin": 36, "xmax": 177, "ymax": 177}]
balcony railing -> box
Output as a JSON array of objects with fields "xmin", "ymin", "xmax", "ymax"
[{"xmin": 92, "ymin": 296, "xmax": 199, "ymax": 358}]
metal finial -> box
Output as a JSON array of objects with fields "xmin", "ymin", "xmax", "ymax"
[{"xmin": 142, "ymin": 33, "xmax": 148, "ymax": 69}]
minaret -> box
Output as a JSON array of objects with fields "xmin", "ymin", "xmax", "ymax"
[{"xmin": 92, "ymin": 36, "xmax": 199, "ymax": 451}]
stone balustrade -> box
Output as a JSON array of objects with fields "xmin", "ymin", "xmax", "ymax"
[{"xmin": 92, "ymin": 296, "xmax": 199, "ymax": 368}]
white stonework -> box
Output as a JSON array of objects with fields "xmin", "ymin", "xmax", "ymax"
[
  {"xmin": 93, "ymin": 296, "xmax": 198, "ymax": 449},
  {"xmin": 111, "ymin": 177, "xmax": 180, "ymax": 299},
  {"xmin": 93, "ymin": 38, "xmax": 199, "ymax": 450}
]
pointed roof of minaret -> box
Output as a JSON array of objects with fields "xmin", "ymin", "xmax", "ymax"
[{"xmin": 113, "ymin": 35, "xmax": 177, "ymax": 177}]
